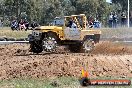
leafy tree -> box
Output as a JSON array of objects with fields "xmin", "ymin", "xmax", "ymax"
[
  {"xmin": 0, "ymin": 0, "xmax": 122, "ymax": 26},
  {"xmin": 112, "ymin": 0, "xmax": 132, "ymax": 11}
]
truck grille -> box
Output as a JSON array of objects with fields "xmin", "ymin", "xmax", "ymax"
[{"xmin": 32, "ymin": 31, "xmax": 40, "ymax": 37}]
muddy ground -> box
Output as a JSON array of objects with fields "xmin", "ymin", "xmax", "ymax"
[{"xmin": 0, "ymin": 41, "xmax": 132, "ymax": 80}]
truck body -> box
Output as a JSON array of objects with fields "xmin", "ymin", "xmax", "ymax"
[{"xmin": 28, "ymin": 14, "xmax": 101, "ymax": 53}]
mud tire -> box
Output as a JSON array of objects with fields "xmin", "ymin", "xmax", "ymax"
[
  {"xmin": 42, "ymin": 33, "xmax": 58, "ymax": 52},
  {"xmin": 68, "ymin": 39, "xmax": 94, "ymax": 53},
  {"xmin": 82, "ymin": 39, "xmax": 94, "ymax": 53},
  {"xmin": 30, "ymin": 41, "xmax": 43, "ymax": 53}
]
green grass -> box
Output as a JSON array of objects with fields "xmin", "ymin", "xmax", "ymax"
[
  {"xmin": 100, "ymin": 28, "xmax": 132, "ymax": 38},
  {"xmin": 0, "ymin": 27, "xmax": 31, "ymax": 39},
  {"xmin": 0, "ymin": 77, "xmax": 79, "ymax": 88},
  {"xmin": 0, "ymin": 27, "xmax": 132, "ymax": 39},
  {"xmin": 0, "ymin": 77, "xmax": 131, "ymax": 88}
]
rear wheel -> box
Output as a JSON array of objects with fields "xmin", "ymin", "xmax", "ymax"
[
  {"xmin": 82, "ymin": 39, "xmax": 94, "ymax": 53},
  {"xmin": 68, "ymin": 39, "xmax": 94, "ymax": 53}
]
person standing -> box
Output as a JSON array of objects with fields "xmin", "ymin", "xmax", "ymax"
[
  {"xmin": 0, "ymin": 19, "xmax": 2, "ymax": 27},
  {"xmin": 108, "ymin": 12, "xmax": 113, "ymax": 28},
  {"xmin": 112, "ymin": 12, "xmax": 118, "ymax": 28},
  {"xmin": 121, "ymin": 12, "xmax": 127, "ymax": 27}
]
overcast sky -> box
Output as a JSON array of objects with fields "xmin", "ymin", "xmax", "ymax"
[{"xmin": 106, "ymin": 0, "xmax": 112, "ymax": 3}]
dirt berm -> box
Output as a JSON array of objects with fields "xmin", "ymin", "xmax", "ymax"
[{"xmin": 0, "ymin": 41, "xmax": 132, "ymax": 80}]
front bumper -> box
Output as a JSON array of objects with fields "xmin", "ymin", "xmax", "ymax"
[{"xmin": 28, "ymin": 33, "xmax": 41, "ymax": 42}]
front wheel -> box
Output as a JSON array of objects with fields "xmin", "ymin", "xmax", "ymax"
[
  {"xmin": 29, "ymin": 41, "xmax": 43, "ymax": 53},
  {"xmin": 42, "ymin": 36, "xmax": 58, "ymax": 52}
]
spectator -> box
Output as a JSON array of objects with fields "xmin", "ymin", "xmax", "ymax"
[
  {"xmin": 0, "ymin": 19, "xmax": 3, "ymax": 27},
  {"xmin": 130, "ymin": 12, "xmax": 132, "ymax": 27},
  {"xmin": 19, "ymin": 19, "xmax": 26, "ymax": 30},
  {"xmin": 108, "ymin": 12, "xmax": 113, "ymax": 28},
  {"xmin": 31, "ymin": 21, "xmax": 39, "ymax": 29},
  {"xmin": 112, "ymin": 12, "xmax": 118, "ymax": 28},
  {"xmin": 93, "ymin": 18, "xmax": 101, "ymax": 28},
  {"xmin": 89, "ymin": 20, "xmax": 93, "ymax": 28},
  {"xmin": 11, "ymin": 20, "xmax": 18, "ymax": 31},
  {"xmin": 121, "ymin": 12, "xmax": 127, "ymax": 27},
  {"xmin": 0, "ymin": 19, "xmax": 2, "ymax": 27},
  {"xmin": 24, "ymin": 20, "xmax": 29, "ymax": 31}
]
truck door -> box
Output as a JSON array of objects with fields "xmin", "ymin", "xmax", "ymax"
[{"xmin": 64, "ymin": 27, "xmax": 80, "ymax": 40}]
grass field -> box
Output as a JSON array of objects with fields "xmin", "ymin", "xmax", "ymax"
[
  {"xmin": 1, "ymin": 27, "xmax": 132, "ymax": 39},
  {"xmin": 100, "ymin": 27, "xmax": 132, "ymax": 39},
  {"xmin": 0, "ymin": 77, "xmax": 131, "ymax": 88},
  {"xmin": 0, "ymin": 27, "xmax": 31, "ymax": 39}
]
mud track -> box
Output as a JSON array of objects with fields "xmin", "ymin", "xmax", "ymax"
[{"xmin": 0, "ymin": 41, "xmax": 132, "ymax": 80}]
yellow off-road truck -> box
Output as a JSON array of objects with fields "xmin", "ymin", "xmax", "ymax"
[{"xmin": 28, "ymin": 14, "xmax": 101, "ymax": 53}]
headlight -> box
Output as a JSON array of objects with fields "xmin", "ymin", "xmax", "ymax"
[{"xmin": 32, "ymin": 31, "xmax": 40, "ymax": 36}]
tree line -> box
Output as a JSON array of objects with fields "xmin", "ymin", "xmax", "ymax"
[{"xmin": 0, "ymin": 0, "xmax": 131, "ymax": 26}]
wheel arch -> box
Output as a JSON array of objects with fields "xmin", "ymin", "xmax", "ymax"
[
  {"xmin": 83, "ymin": 34, "xmax": 100, "ymax": 44},
  {"xmin": 41, "ymin": 31, "xmax": 60, "ymax": 42}
]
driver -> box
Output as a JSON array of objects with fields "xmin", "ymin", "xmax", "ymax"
[
  {"xmin": 67, "ymin": 17, "xmax": 77, "ymax": 28},
  {"xmin": 71, "ymin": 21, "xmax": 77, "ymax": 28},
  {"xmin": 67, "ymin": 18, "xmax": 73, "ymax": 28}
]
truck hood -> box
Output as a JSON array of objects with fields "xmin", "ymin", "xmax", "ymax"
[{"xmin": 35, "ymin": 26, "xmax": 62, "ymax": 30}]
